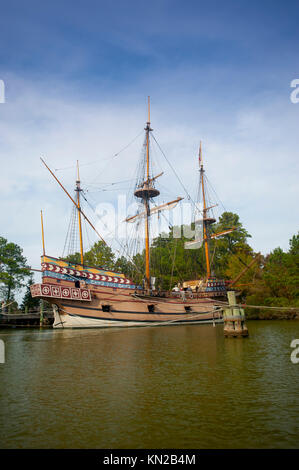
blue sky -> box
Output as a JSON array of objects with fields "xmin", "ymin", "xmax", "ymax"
[
  {"xmin": 2, "ymin": 0, "xmax": 299, "ymax": 96},
  {"xmin": 0, "ymin": 0, "xmax": 298, "ymax": 282}
]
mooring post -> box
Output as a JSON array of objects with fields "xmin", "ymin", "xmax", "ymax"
[
  {"xmin": 40, "ymin": 299, "xmax": 44, "ymax": 326},
  {"xmin": 223, "ymin": 290, "xmax": 248, "ymax": 337}
]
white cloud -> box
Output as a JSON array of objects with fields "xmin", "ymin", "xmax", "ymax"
[{"xmin": 0, "ymin": 75, "xmax": 298, "ymax": 304}]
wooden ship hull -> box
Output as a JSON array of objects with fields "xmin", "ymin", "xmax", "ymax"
[
  {"xmin": 47, "ymin": 293, "xmax": 222, "ymax": 329},
  {"xmin": 31, "ymin": 256, "xmax": 223, "ymax": 329}
]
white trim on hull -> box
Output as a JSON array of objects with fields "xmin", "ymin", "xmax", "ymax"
[{"xmin": 53, "ymin": 310, "xmax": 223, "ymax": 329}]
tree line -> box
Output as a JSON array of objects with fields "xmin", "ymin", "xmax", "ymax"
[{"xmin": 0, "ymin": 212, "xmax": 298, "ymax": 318}]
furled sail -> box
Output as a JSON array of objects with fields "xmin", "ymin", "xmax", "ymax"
[
  {"xmin": 184, "ymin": 225, "xmax": 235, "ymax": 249},
  {"xmin": 184, "ymin": 219, "xmax": 204, "ymax": 249},
  {"xmin": 210, "ymin": 228, "xmax": 236, "ymax": 239},
  {"xmin": 125, "ymin": 197, "xmax": 183, "ymax": 223},
  {"xmin": 184, "ymin": 239, "xmax": 203, "ymax": 249}
]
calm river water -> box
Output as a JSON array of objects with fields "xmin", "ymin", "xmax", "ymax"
[{"xmin": 0, "ymin": 321, "xmax": 298, "ymax": 449}]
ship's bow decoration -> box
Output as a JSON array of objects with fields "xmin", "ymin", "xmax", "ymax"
[{"xmin": 30, "ymin": 283, "xmax": 92, "ymax": 301}]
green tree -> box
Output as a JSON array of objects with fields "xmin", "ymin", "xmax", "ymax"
[
  {"xmin": 60, "ymin": 213, "xmax": 258, "ymax": 294},
  {"xmin": 262, "ymin": 236, "xmax": 299, "ymax": 303},
  {"xmin": 84, "ymin": 241, "xmax": 115, "ymax": 269},
  {"xmin": 225, "ymin": 250, "xmax": 263, "ymax": 298},
  {"xmin": 64, "ymin": 241, "xmax": 116, "ymax": 270},
  {"xmin": 149, "ymin": 227, "xmax": 206, "ymax": 289},
  {"xmin": 20, "ymin": 276, "xmax": 40, "ymax": 312},
  {"xmin": 0, "ymin": 236, "xmax": 31, "ymax": 304},
  {"xmin": 210, "ymin": 212, "xmax": 252, "ymax": 277},
  {"xmin": 289, "ymin": 233, "xmax": 299, "ymax": 256},
  {"xmin": 245, "ymin": 233, "xmax": 299, "ymax": 317},
  {"xmin": 114, "ymin": 255, "xmax": 135, "ymax": 279},
  {"xmin": 63, "ymin": 252, "xmax": 82, "ymax": 264},
  {"xmin": 147, "ymin": 212, "xmax": 251, "ymax": 288}
]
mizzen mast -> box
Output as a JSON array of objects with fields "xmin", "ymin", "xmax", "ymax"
[{"xmin": 199, "ymin": 142, "xmax": 215, "ymax": 279}]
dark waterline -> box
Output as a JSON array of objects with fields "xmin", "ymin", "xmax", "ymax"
[{"xmin": 0, "ymin": 321, "xmax": 298, "ymax": 449}]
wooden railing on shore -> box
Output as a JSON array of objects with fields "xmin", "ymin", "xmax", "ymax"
[
  {"xmin": 0, "ymin": 311, "xmax": 53, "ymax": 327},
  {"xmin": 134, "ymin": 289, "xmax": 227, "ymax": 300}
]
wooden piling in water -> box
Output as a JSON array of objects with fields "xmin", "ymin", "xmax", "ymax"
[
  {"xmin": 223, "ymin": 291, "xmax": 248, "ymax": 337},
  {"xmin": 39, "ymin": 300, "xmax": 44, "ymax": 326}
]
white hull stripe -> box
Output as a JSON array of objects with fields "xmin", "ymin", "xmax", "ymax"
[
  {"xmin": 61, "ymin": 303, "xmax": 219, "ymax": 316},
  {"xmin": 53, "ymin": 312, "xmax": 223, "ymax": 328},
  {"xmin": 67, "ymin": 313, "xmax": 220, "ymax": 322}
]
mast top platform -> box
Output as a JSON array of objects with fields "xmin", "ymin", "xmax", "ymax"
[
  {"xmin": 134, "ymin": 182, "xmax": 160, "ymax": 199},
  {"xmin": 203, "ymin": 216, "xmax": 216, "ymax": 225}
]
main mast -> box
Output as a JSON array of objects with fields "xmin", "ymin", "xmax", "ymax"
[
  {"xmin": 134, "ymin": 97, "xmax": 160, "ymax": 292},
  {"xmin": 199, "ymin": 142, "xmax": 215, "ymax": 279},
  {"xmin": 144, "ymin": 98, "xmax": 151, "ymax": 289}
]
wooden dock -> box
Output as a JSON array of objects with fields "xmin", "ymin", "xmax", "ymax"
[{"xmin": 0, "ymin": 312, "xmax": 54, "ymax": 327}]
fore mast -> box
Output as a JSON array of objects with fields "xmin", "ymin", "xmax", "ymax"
[
  {"xmin": 134, "ymin": 97, "xmax": 160, "ymax": 292},
  {"xmin": 75, "ymin": 160, "xmax": 84, "ymax": 266}
]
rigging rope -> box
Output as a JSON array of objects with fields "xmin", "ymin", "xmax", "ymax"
[
  {"xmin": 54, "ymin": 130, "xmax": 144, "ymax": 173},
  {"xmin": 240, "ymin": 304, "xmax": 299, "ymax": 311},
  {"xmin": 214, "ymin": 299, "xmax": 299, "ymax": 311},
  {"xmin": 169, "ymin": 238, "xmax": 178, "ymax": 290},
  {"xmin": 80, "ymin": 191, "xmax": 144, "ymax": 276},
  {"xmin": 151, "ymin": 133, "xmax": 198, "ymax": 211},
  {"xmin": 88, "ymin": 129, "xmax": 145, "ymax": 185}
]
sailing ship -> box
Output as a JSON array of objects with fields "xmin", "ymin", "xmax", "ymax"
[{"xmin": 30, "ymin": 99, "xmax": 231, "ymax": 328}]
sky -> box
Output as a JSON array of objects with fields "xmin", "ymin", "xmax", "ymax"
[{"xmin": 0, "ymin": 0, "xmax": 298, "ymax": 291}]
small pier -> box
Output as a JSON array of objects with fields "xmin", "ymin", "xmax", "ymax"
[{"xmin": 0, "ymin": 312, "xmax": 53, "ymax": 328}]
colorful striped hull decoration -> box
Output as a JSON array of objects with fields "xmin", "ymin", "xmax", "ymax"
[{"xmin": 41, "ymin": 262, "xmax": 135, "ymax": 289}]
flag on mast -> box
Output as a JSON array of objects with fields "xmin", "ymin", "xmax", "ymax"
[{"xmin": 199, "ymin": 141, "xmax": 202, "ymax": 166}]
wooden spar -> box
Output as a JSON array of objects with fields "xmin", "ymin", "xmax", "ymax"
[
  {"xmin": 40, "ymin": 157, "xmax": 107, "ymax": 246},
  {"xmin": 185, "ymin": 227, "xmax": 236, "ymax": 250},
  {"xmin": 200, "ymin": 142, "xmax": 211, "ymax": 278},
  {"xmin": 144, "ymin": 96, "xmax": 151, "ymax": 290},
  {"xmin": 141, "ymin": 171, "xmax": 164, "ymax": 187},
  {"xmin": 40, "ymin": 210, "xmax": 45, "ymax": 255},
  {"xmin": 76, "ymin": 161, "xmax": 84, "ymax": 265},
  {"xmin": 205, "ymin": 204, "xmax": 218, "ymax": 212},
  {"xmin": 229, "ymin": 253, "xmax": 261, "ymax": 287},
  {"xmin": 210, "ymin": 228, "xmax": 236, "ymax": 239},
  {"xmin": 125, "ymin": 197, "xmax": 183, "ymax": 223}
]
